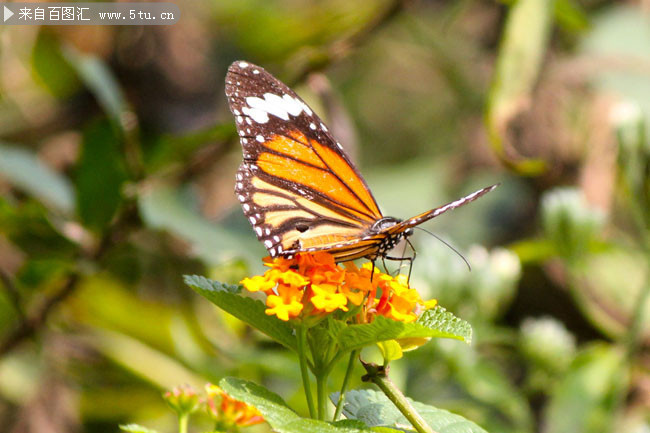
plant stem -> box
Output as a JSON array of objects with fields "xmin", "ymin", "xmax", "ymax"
[
  {"xmin": 333, "ymin": 349, "xmax": 359, "ymax": 421},
  {"xmin": 316, "ymin": 372, "xmax": 328, "ymax": 420},
  {"xmin": 362, "ymin": 361, "xmax": 436, "ymax": 433},
  {"xmin": 178, "ymin": 413, "xmax": 188, "ymax": 433},
  {"xmin": 297, "ymin": 326, "xmax": 316, "ymax": 418}
]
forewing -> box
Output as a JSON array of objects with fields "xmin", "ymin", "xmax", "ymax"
[
  {"xmin": 387, "ymin": 184, "xmax": 499, "ymax": 234},
  {"xmin": 226, "ymin": 61, "xmax": 383, "ymax": 257}
]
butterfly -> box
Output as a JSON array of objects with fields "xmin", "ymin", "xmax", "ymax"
[{"xmin": 225, "ymin": 60, "xmax": 497, "ymax": 264}]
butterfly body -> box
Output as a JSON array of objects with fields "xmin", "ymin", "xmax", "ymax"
[{"xmin": 226, "ymin": 61, "xmax": 496, "ymax": 263}]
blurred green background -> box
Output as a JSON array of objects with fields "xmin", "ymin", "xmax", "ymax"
[{"xmin": 1, "ymin": 0, "xmax": 650, "ymax": 432}]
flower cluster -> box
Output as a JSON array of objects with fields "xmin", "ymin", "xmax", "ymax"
[
  {"xmin": 163, "ymin": 384, "xmax": 200, "ymax": 417},
  {"xmin": 205, "ymin": 384, "xmax": 264, "ymax": 428},
  {"xmin": 240, "ymin": 252, "xmax": 437, "ymax": 323}
]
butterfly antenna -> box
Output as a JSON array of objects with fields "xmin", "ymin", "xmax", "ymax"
[{"xmin": 414, "ymin": 227, "xmax": 471, "ymax": 271}]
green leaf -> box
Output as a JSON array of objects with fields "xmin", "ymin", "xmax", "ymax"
[
  {"xmin": 580, "ymin": 5, "xmax": 650, "ymax": 140},
  {"xmin": 0, "ymin": 143, "xmax": 74, "ymax": 214},
  {"xmin": 554, "ymin": 0, "xmax": 589, "ymax": 32},
  {"xmin": 486, "ymin": 0, "xmax": 554, "ymax": 174},
  {"xmin": 63, "ymin": 46, "xmax": 129, "ymax": 127},
  {"xmin": 340, "ymin": 389, "xmax": 489, "ymax": 433},
  {"xmin": 0, "ymin": 199, "xmax": 76, "ymax": 259},
  {"xmin": 542, "ymin": 344, "xmax": 624, "ymax": 433},
  {"xmin": 146, "ymin": 123, "xmax": 236, "ymax": 172},
  {"xmin": 119, "ymin": 424, "xmax": 161, "ymax": 433},
  {"xmin": 220, "ymin": 377, "xmax": 369, "ymax": 432},
  {"xmin": 75, "ymin": 118, "xmax": 127, "ymax": 231},
  {"xmin": 335, "ymin": 307, "xmax": 472, "ymax": 353},
  {"xmin": 138, "ymin": 183, "xmax": 261, "ymax": 265},
  {"xmin": 31, "ymin": 30, "xmax": 79, "ymax": 97},
  {"xmin": 184, "ymin": 275, "xmax": 297, "ymax": 351}
]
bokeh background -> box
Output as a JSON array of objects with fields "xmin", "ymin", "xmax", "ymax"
[{"xmin": 1, "ymin": 0, "xmax": 649, "ymax": 432}]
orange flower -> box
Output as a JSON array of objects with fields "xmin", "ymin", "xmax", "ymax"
[
  {"xmin": 205, "ymin": 384, "xmax": 264, "ymax": 427},
  {"xmin": 240, "ymin": 252, "xmax": 437, "ymax": 324}
]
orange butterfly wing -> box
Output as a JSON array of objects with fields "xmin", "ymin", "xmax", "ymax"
[{"xmin": 225, "ymin": 61, "xmax": 383, "ymax": 259}]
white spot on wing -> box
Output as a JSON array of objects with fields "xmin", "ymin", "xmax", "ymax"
[
  {"xmin": 241, "ymin": 93, "xmax": 308, "ymax": 123},
  {"xmin": 247, "ymin": 94, "xmax": 290, "ymax": 121},
  {"xmin": 300, "ymin": 101, "xmax": 313, "ymax": 116},
  {"xmin": 242, "ymin": 106, "xmax": 269, "ymax": 124},
  {"xmin": 309, "ymin": 123, "xmax": 316, "ymax": 130},
  {"xmin": 256, "ymin": 135, "xmax": 265, "ymax": 142},
  {"xmin": 255, "ymin": 227, "xmax": 262, "ymax": 236},
  {"xmin": 239, "ymin": 61, "xmax": 248, "ymax": 68},
  {"xmin": 281, "ymin": 94, "xmax": 303, "ymax": 116},
  {"xmin": 264, "ymin": 240, "xmax": 273, "ymax": 248}
]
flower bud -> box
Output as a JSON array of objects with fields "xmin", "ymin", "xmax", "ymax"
[{"xmin": 163, "ymin": 384, "xmax": 200, "ymax": 417}]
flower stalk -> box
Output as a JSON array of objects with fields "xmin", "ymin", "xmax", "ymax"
[
  {"xmin": 362, "ymin": 360, "xmax": 436, "ymax": 433},
  {"xmin": 239, "ymin": 252, "xmax": 439, "ymax": 421},
  {"xmin": 297, "ymin": 326, "xmax": 316, "ymax": 418},
  {"xmin": 333, "ymin": 349, "xmax": 359, "ymax": 421},
  {"xmin": 316, "ymin": 372, "xmax": 328, "ymax": 420}
]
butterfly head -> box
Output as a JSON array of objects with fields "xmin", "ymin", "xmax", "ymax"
[
  {"xmin": 369, "ymin": 217, "xmax": 414, "ymax": 257},
  {"xmin": 370, "ymin": 216, "xmax": 402, "ymax": 233}
]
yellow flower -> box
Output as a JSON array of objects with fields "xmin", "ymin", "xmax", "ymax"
[
  {"xmin": 241, "ymin": 275, "xmax": 275, "ymax": 293},
  {"xmin": 265, "ymin": 283, "xmax": 304, "ymax": 321},
  {"xmin": 277, "ymin": 270, "xmax": 309, "ymax": 287},
  {"xmin": 240, "ymin": 252, "xmax": 437, "ymax": 324},
  {"xmin": 424, "ymin": 299, "xmax": 438, "ymax": 309},
  {"xmin": 311, "ymin": 284, "xmax": 349, "ymax": 312}
]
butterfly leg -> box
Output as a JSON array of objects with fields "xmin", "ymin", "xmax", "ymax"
[{"xmin": 385, "ymin": 239, "xmax": 417, "ymax": 284}]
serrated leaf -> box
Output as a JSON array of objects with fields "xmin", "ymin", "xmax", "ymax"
[
  {"xmin": 341, "ymin": 389, "xmax": 489, "ymax": 433},
  {"xmin": 119, "ymin": 424, "xmax": 160, "ymax": 433},
  {"xmin": 0, "ymin": 143, "xmax": 74, "ymax": 214},
  {"xmin": 335, "ymin": 307, "xmax": 472, "ymax": 353},
  {"xmin": 184, "ymin": 275, "xmax": 297, "ymax": 351},
  {"xmin": 220, "ymin": 377, "xmax": 369, "ymax": 432}
]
